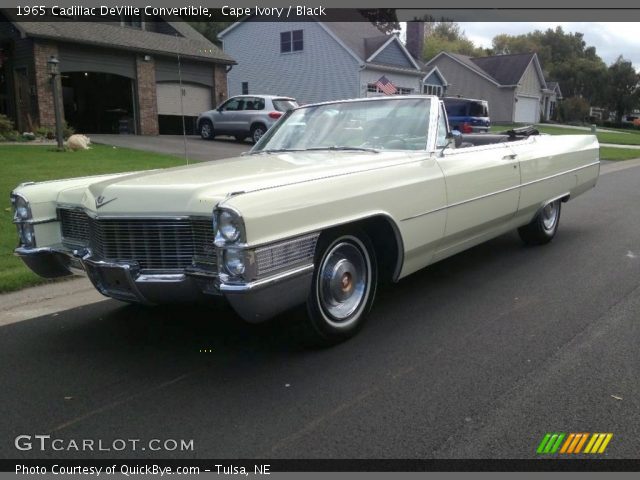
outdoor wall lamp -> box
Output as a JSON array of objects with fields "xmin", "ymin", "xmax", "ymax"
[{"xmin": 46, "ymin": 56, "xmax": 64, "ymax": 150}]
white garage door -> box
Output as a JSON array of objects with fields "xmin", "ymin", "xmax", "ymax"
[
  {"xmin": 156, "ymin": 82, "xmax": 212, "ymax": 116},
  {"xmin": 514, "ymin": 96, "xmax": 540, "ymax": 124}
]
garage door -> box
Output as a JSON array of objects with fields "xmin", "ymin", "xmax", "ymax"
[
  {"xmin": 156, "ymin": 82, "xmax": 212, "ymax": 116},
  {"xmin": 514, "ymin": 96, "xmax": 540, "ymax": 124}
]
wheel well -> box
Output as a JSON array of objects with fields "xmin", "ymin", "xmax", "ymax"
[
  {"xmin": 322, "ymin": 216, "xmax": 403, "ymax": 284},
  {"xmin": 198, "ymin": 117, "xmax": 212, "ymax": 128},
  {"xmin": 251, "ymin": 122, "xmax": 267, "ymax": 131}
]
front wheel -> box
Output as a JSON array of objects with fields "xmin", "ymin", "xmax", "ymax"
[
  {"xmin": 199, "ymin": 120, "xmax": 214, "ymax": 140},
  {"xmin": 305, "ymin": 230, "xmax": 377, "ymax": 346},
  {"xmin": 518, "ymin": 199, "xmax": 562, "ymax": 245}
]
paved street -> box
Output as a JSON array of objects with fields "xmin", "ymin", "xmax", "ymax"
[
  {"xmin": 1, "ymin": 162, "xmax": 640, "ymax": 460},
  {"xmin": 91, "ymin": 134, "xmax": 251, "ymax": 162}
]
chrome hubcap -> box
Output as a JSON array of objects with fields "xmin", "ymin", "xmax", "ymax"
[
  {"xmin": 542, "ymin": 200, "xmax": 559, "ymax": 231},
  {"xmin": 318, "ymin": 241, "xmax": 370, "ymax": 325},
  {"xmin": 253, "ymin": 128, "xmax": 264, "ymax": 142},
  {"xmin": 201, "ymin": 124, "xmax": 211, "ymax": 137}
]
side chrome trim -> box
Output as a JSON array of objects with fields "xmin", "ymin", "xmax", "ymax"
[
  {"xmin": 402, "ymin": 161, "xmax": 600, "ymax": 222},
  {"xmin": 220, "ymin": 264, "xmax": 314, "ymax": 293}
]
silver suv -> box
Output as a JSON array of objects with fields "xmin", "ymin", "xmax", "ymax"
[{"xmin": 197, "ymin": 95, "xmax": 298, "ymax": 143}]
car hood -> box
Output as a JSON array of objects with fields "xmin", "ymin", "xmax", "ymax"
[{"xmin": 56, "ymin": 150, "xmax": 424, "ymax": 215}]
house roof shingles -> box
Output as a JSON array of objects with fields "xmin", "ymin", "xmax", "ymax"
[
  {"xmin": 323, "ymin": 21, "xmax": 387, "ymax": 61},
  {"xmin": 436, "ymin": 52, "xmax": 541, "ymax": 87},
  {"xmin": 469, "ymin": 53, "xmax": 535, "ymax": 86},
  {"xmin": 7, "ymin": 17, "xmax": 235, "ymax": 64}
]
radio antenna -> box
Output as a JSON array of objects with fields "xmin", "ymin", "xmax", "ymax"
[{"xmin": 175, "ymin": 33, "xmax": 189, "ymax": 165}]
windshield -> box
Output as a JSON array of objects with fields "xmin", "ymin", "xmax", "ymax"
[
  {"xmin": 272, "ymin": 99, "xmax": 298, "ymax": 111},
  {"xmin": 252, "ymin": 97, "xmax": 432, "ymax": 153},
  {"xmin": 444, "ymin": 99, "xmax": 488, "ymax": 117}
]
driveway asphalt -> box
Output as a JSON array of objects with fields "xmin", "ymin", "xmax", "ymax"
[
  {"xmin": 90, "ymin": 134, "xmax": 251, "ymax": 162},
  {"xmin": 1, "ymin": 161, "xmax": 640, "ymax": 461}
]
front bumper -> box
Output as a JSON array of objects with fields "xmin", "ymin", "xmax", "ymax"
[{"xmin": 15, "ymin": 246, "xmax": 313, "ymax": 323}]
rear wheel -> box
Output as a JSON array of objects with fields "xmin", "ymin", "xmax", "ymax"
[
  {"xmin": 304, "ymin": 230, "xmax": 377, "ymax": 346},
  {"xmin": 200, "ymin": 120, "xmax": 214, "ymax": 140},
  {"xmin": 251, "ymin": 124, "xmax": 266, "ymax": 143},
  {"xmin": 518, "ymin": 199, "xmax": 562, "ymax": 245}
]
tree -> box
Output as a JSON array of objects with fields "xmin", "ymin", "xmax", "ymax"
[
  {"xmin": 357, "ymin": 9, "xmax": 400, "ymax": 34},
  {"xmin": 422, "ymin": 22, "xmax": 484, "ymax": 61},
  {"xmin": 605, "ymin": 56, "xmax": 640, "ymax": 122},
  {"xmin": 489, "ymin": 26, "xmax": 609, "ymax": 106}
]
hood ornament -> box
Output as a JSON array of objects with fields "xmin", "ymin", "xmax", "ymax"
[{"xmin": 95, "ymin": 195, "xmax": 117, "ymax": 209}]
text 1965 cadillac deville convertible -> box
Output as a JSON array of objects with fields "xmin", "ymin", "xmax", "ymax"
[{"xmin": 12, "ymin": 96, "xmax": 599, "ymax": 345}]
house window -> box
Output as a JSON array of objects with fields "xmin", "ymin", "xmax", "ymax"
[
  {"xmin": 241, "ymin": 82, "xmax": 249, "ymax": 95},
  {"xmin": 280, "ymin": 30, "xmax": 303, "ymax": 53},
  {"xmin": 367, "ymin": 84, "xmax": 413, "ymax": 95},
  {"xmin": 423, "ymin": 84, "xmax": 443, "ymax": 97}
]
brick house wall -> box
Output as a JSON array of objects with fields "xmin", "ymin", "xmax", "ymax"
[
  {"xmin": 212, "ymin": 64, "xmax": 228, "ymax": 107},
  {"xmin": 135, "ymin": 55, "xmax": 159, "ymax": 135},
  {"xmin": 33, "ymin": 41, "xmax": 63, "ymax": 130}
]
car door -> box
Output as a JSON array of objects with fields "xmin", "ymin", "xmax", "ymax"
[
  {"xmin": 238, "ymin": 96, "xmax": 259, "ymax": 133},
  {"xmin": 434, "ymin": 102, "xmax": 521, "ymax": 257},
  {"xmin": 211, "ymin": 97, "xmax": 244, "ymax": 134}
]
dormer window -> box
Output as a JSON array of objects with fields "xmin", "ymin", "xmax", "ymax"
[{"xmin": 280, "ymin": 30, "xmax": 303, "ymax": 53}]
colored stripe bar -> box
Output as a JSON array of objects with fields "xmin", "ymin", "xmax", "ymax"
[
  {"xmin": 574, "ymin": 433, "xmax": 589, "ymax": 453},
  {"xmin": 560, "ymin": 434, "xmax": 575, "ymax": 454},
  {"xmin": 567, "ymin": 433, "xmax": 583, "ymax": 454},
  {"xmin": 544, "ymin": 434, "xmax": 560, "ymax": 453},
  {"xmin": 584, "ymin": 433, "xmax": 599, "ymax": 453},
  {"xmin": 550, "ymin": 433, "xmax": 565, "ymax": 453},
  {"xmin": 537, "ymin": 434, "xmax": 552, "ymax": 454},
  {"xmin": 597, "ymin": 433, "xmax": 613, "ymax": 453},
  {"xmin": 590, "ymin": 433, "xmax": 607, "ymax": 453}
]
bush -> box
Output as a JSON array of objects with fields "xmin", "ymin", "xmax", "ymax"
[
  {"xmin": 34, "ymin": 122, "xmax": 76, "ymax": 140},
  {"xmin": 557, "ymin": 97, "xmax": 591, "ymax": 123},
  {"xmin": 0, "ymin": 114, "xmax": 15, "ymax": 133},
  {"xmin": 0, "ymin": 114, "xmax": 18, "ymax": 140}
]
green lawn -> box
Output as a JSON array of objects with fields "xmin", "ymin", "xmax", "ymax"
[
  {"xmin": 599, "ymin": 147, "xmax": 640, "ymax": 161},
  {"xmin": 1, "ymin": 144, "xmax": 186, "ymax": 293},
  {"xmin": 491, "ymin": 124, "xmax": 640, "ymax": 146}
]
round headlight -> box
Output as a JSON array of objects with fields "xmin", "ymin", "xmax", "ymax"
[
  {"xmin": 14, "ymin": 196, "xmax": 31, "ymax": 221},
  {"xmin": 219, "ymin": 210, "xmax": 241, "ymax": 242},
  {"xmin": 224, "ymin": 249, "xmax": 246, "ymax": 276}
]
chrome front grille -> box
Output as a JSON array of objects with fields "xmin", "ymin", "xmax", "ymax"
[
  {"xmin": 255, "ymin": 233, "xmax": 319, "ymax": 276},
  {"xmin": 59, "ymin": 208, "xmax": 215, "ymax": 271}
]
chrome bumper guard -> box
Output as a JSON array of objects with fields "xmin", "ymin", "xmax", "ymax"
[{"xmin": 14, "ymin": 246, "xmax": 313, "ymax": 323}]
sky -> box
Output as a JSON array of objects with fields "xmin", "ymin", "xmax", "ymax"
[{"xmin": 457, "ymin": 22, "xmax": 640, "ymax": 70}]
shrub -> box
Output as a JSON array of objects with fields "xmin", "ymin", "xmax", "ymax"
[
  {"xmin": 34, "ymin": 122, "xmax": 76, "ymax": 140},
  {"xmin": 557, "ymin": 97, "xmax": 591, "ymax": 123},
  {"xmin": 0, "ymin": 115, "xmax": 21, "ymax": 142}
]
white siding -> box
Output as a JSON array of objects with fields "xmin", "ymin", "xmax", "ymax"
[
  {"xmin": 360, "ymin": 68, "xmax": 422, "ymax": 97},
  {"xmin": 517, "ymin": 60, "xmax": 543, "ymax": 96},
  {"xmin": 428, "ymin": 55, "xmax": 516, "ymax": 123},
  {"xmin": 221, "ymin": 22, "xmax": 360, "ymax": 104}
]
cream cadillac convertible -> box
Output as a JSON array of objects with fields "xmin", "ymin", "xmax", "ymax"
[{"xmin": 12, "ymin": 96, "xmax": 599, "ymax": 345}]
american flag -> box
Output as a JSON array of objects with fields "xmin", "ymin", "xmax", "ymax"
[{"xmin": 375, "ymin": 75, "xmax": 397, "ymax": 95}]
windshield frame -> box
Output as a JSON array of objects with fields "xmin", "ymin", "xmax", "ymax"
[{"xmin": 250, "ymin": 95, "xmax": 439, "ymax": 154}]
